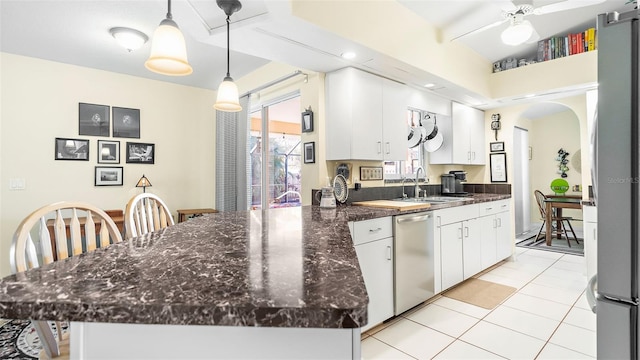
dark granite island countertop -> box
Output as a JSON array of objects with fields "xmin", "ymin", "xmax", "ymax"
[{"xmin": 0, "ymin": 206, "xmax": 380, "ymax": 329}]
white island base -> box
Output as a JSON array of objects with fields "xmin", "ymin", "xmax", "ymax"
[{"xmin": 69, "ymin": 322, "xmax": 361, "ymax": 359}]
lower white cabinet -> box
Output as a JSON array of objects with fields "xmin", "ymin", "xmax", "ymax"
[
  {"xmin": 440, "ymin": 222, "xmax": 464, "ymax": 291},
  {"xmin": 349, "ymin": 217, "xmax": 394, "ymax": 332},
  {"xmin": 462, "ymin": 218, "xmax": 482, "ymax": 279},
  {"xmin": 478, "ymin": 200, "xmax": 512, "ymax": 269}
]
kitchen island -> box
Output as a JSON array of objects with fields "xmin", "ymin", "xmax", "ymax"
[{"xmin": 0, "ymin": 206, "xmax": 392, "ymax": 359}]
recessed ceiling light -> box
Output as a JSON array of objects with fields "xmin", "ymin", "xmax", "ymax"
[
  {"xmin": 110, "ymin": 27, "xmax": 148, "ymax": 52},
  {"xmin": 341, "ymin": 51, "xmax": 356, "ymax": 60},
  {"xmin": 524, "ymin": 93, "xmax": 536, "ymax": 98},
  {"xmin": 424, "ymin": 83, "xmax": 435, "ymax": 88}
]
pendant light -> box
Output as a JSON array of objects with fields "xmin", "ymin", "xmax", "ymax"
[
  {"xmin": 145, "ymin": 0, "xmax": 193, "ymax": 76},
  {"xmin": 214, "ymin": 0, "xmax": 243, "ymax": 112}
]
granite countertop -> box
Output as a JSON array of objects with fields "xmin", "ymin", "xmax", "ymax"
[{"xmin": 0, "ymin": 194, "xmax": 509, "ymax": 329}]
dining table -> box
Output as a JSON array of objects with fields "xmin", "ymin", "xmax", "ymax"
[{"xmin": 544, "ymin": 194, "xmax": 583, "ymax": 246}]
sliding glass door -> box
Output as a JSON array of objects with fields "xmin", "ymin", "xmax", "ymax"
[{"xmin": 249, "ymin": 94, "xmax": 302, "ymax": 209}]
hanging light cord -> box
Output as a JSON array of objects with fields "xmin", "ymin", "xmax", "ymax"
[
  {"xmin": 225, "ymin": 15, "xmax": 231, "ymax": 77},
  {"xmin": 166, "ymin": 0, "xmax": 173, "ymax": 19}
]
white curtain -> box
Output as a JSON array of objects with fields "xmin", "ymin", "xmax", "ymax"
[{"xmin": 215, "ymin": 96, "xmax": 251, "ymax": 211}]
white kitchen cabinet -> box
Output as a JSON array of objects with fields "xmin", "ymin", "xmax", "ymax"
[
  {"xmin": 462, "ymin": 218, "xmax": 482, "ymax": 279},
  {"xmin": 430, "ymin": 102, "xmax": 486, "ymax": 165},
  {"xmin": 440, "ymin": 222, "xmax": 464, "ymax": 290},
  {"xmin": 478, "ymin": 200, "xmax": 512, "ymax": 269},
  {"xmin": 583, "ymin": 205, "xmax": 597, "ymax": 280},
  {"xmin": 349, "ymin": 217, "xmax": 394, "ymax": 332},
  {"xmin": 326, "ymin": 67, "xmax": 407, "ymax": 161},
  {"xmin": 434, "ymin": 204, "xmax": 480, "ymax": 290}
]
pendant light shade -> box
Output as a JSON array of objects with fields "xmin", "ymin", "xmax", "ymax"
[
  {"xmin": 145, "ymin": 0, "xmax": 193, "ymax": 76},
  {"xmin": 214, "ymin": 76, "xmax": 242, "ymax": 112},
  {"xmin": 213, "ymin": 0, "xmax": 243, "ymax": 112}
]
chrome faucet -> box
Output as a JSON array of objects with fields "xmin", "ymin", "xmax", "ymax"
[
  {"xmin": 401, "ymin": 176, "xmax": 415, "ymax": 199},
  {"xmin": 414, "ymin": 166, "xmax": 425, "ymax": 198}
]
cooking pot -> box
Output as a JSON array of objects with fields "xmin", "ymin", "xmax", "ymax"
[
  {"xmin": 407, "ymin": 111, "xmax": 422, "ymax": 148},
  {"xmin": 422, "ymin": 113, "xmax": 438, "ymax": 141},
  {"xmin": 424, "ymin": 132, "xmax": 443, "ymax": 152}
]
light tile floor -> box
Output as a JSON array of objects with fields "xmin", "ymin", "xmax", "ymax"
[{"xmin": 361, "ymin": 247, "xmax": 595, "ymax": 359}]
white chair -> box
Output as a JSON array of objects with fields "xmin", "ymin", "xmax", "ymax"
[
  {"xmin": 10, "ymin": 201, "xmax": 123, "ymax": 358},
  {"xmin": 124, "ymin": 193, "xmax": 174, "ymax": 239}
]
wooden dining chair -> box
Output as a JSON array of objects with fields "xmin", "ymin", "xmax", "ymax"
[
  {"xmin": 9, "ymin": 201, "xmax": 123, "ymax": 359},
  {"xmin": 124, "ymin": 193, "xmax": 174, "ymax": 239},
  {"xmin": 534, "ymin": 190, "xmax": 579, "ymax": 246}
]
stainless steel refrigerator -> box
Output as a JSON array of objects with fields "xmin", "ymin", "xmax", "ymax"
[{"xmin": 589, "ymin": 9, "xmax": 640, "ymax": 359}]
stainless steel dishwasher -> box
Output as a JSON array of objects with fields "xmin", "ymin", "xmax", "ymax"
[{"xmin": 394, "ymin": 211, "xmax": 435, "ymax": 315}]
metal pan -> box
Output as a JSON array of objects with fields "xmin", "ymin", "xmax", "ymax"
[
  {"xmin": 422, "ymin": 113, "xmax": 438, "ymax": 141},
  {"xmin": 424, "ymin": 132, "xmax": 443, "ymax": 152},
  {"xmin": 407, "ymin": 111, "xmax": 422, "ymax": 148}
]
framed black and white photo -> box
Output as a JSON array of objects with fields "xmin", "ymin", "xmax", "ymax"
[
  {"xmin": 112, "ymin": 107, "xmax": 140, "ymax": 138},
  {"xmin": 301, "ymin": 110, "xmax": 314, "ymax": 133},
  {"xmin": 79, "ymin": 103, "xmax": 110, "ymax": 136},
  {"xmin": 126, "ymin": 142, "xmax": 154, "ymax": 164},
  {"xmin": 303, "ymin": 142, "xmax": 315, "ymax": 163},
  {"xmin": 490, "ymin": 152, "xmax": 507, "ymax": 183},
  {"xmin": 98, "ymin": 140, "xmax": 120, "ymax": 164},
  {"xmin": 95, "ymin": 166, "xmax": 123, "ymax": 186},
  {"xmin": 55, "ymin": 138, "xmax": 89, "ymax": 160},
  {"xmin": 490, "ymin": 141, "xmax": 505, "ymax": 152}
]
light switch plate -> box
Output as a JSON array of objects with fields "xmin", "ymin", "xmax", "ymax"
[
  {"xmin": 9, "ymin": 178, "xmax": 25, "ymax": 190},
  {"xmin": 360, "ymin": 166, "xmax": 383, "ymax": 181}
]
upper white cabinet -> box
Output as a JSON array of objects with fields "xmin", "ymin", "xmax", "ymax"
[
  {"xmin": 326, "ymin": 67, "xmax": 407, "ymax": 161},
  {"xmin": 430, "ymin": 102, "xmax": 486, "ymax": 165}
]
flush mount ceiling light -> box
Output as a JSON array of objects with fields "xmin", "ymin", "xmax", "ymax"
[
  {"xmin": 341, "ymin": 51, "xmax": 356, "ymax": 60},
  {"xmin": 214, "ymin": 0, "xmax": 243, "ymax": 112},
  {"xmin": 145, "ymin": 0, "xmax": 193, "ymax": 76},
  {"xmin": 110, "ymin": 27, "xmax": 148, "ymax": 52},
  {"xmin": 501, "ymin": 12, "xmax": 533, "ymax": 46}
]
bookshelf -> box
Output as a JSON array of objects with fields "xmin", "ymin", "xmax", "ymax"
[{"xmin": 493, "ymin": 27, "xmax": 597, "ymax": 73}]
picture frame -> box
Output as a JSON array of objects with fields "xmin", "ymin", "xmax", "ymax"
[
  {"xmin": 79, "ymin": 103, "xmax": 110, "ymax": 136},
  {"xmin": 55, "ymin": 138, "xmax": 89, "ymax": 160},
  {"xmin": 303, "ymin": 142, "xmax": 315, "ymax": 163},
  {"xmin": 126, "ymin": 142, "xmax": 155, "ymax": 164},
  {"xmin": 97, "ymin": 140, "xmax": 120, "ymax": 164},
  {"xmin": 301, "ymin": 110, "xmax": 314, "ymax": 133},
  {"xmin": 112, "ymin": 107, "xmax": 140, "ymax": 138},
  {"xmin": 95, "ymin": 166, "xmax": 123, "ymax": 186},
  {"xmin": 490, "ymin": 141, "xmax": 505, "ymax": 152},
  {"xmin": 490, "ymin": 152, "xmax": 508, "ymax": 183}
]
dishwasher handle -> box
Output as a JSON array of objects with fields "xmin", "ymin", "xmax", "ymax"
[{"xmin": 396, "ymin": 214, "xmax": 431, "ymax": 223}]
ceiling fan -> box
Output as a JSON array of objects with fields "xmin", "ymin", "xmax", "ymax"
[{"xmin": 452, "ymin": 0, "xmax": 607, "ymax": 46}]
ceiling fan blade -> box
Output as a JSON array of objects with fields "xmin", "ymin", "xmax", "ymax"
[
  {"xmin": 450, "ymin": 18, "xmax": 509, "ymax": 42},
  {"xmin": 533, "ymin": 0, "xmax": 606, "ymax": 15}
]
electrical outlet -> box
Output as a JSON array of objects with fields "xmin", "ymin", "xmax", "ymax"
[{"xmin": 360, "ymin": 167, "xmax": 383, "ymax": 181}]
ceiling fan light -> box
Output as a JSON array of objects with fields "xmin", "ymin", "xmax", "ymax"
[
  {"xmin": 145, "ymin": 18, "xmax": 193, "ymax": 76},
  {"xmin": 110, "ymin": 27, "xmax": 148, "ymax": 52},
  {"xmin": 501, "ymin": 19, "xmax": 533, "ymax": 46},
  {"xmin": 214, "ymin": 76, "xmax": 242, "ymax": 112}
]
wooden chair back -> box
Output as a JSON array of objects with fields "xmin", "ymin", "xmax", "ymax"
[
  {"xmin": 9, "ymin": 201, "xmax": 123, "ymax": 358},
  {"xmin": 124, "ymin": 193, "xmax": 174, "ymax": 239},
  {"xmin": 534, "ymin": 190, "xmax": 547, "ymax": 219},
  {"xmin": 10, "ymin": 201, "xmax": 123, "ymax": 273}
]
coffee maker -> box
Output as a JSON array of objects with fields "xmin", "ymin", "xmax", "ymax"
[
  {"xmin": 450, "ymin": 170, "xmax": 467, "ymax": 194},
  {"xmin": 441, "ymin": 171, "xmax": 467, "ymax": 195}
]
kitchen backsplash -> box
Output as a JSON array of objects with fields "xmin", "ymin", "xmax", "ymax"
[{"xmin": 311, "ymin": 183, "xmax": 512, "ymax": 205}]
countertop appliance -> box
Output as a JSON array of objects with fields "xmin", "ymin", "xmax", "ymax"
[
  {"xmin": 441, "ymin": 171, "xmax": 468, "ymax": 196},
  {"xmin": 394, "ymin": 212, "xmax": 435, "ymax": 315},
  {"xmin": 586, "ymin": 10, "xmax": 640, "ymax": 359}
]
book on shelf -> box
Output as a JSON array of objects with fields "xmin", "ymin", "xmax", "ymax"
[{"xmin": 535, "ymin": 27, "xmax": 596, "ymax": 63}]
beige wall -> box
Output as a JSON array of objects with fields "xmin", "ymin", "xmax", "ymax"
[
  {"xmin": 530, "ymin": 110, "xmax": 583, "ymax": 223},
  {"xmin": 0, "ymin": 53, "xmax": 217, "ymax": 276}
]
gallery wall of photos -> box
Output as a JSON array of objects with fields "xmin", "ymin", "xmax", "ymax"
[{"xmin": 54, "ymin": 102, "xmax": 156, "ymax": 186}]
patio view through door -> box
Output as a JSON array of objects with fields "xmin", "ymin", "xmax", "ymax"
[{"xmin": 249, "ymin": 94, "xmax": 302, "ymax": 209}]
